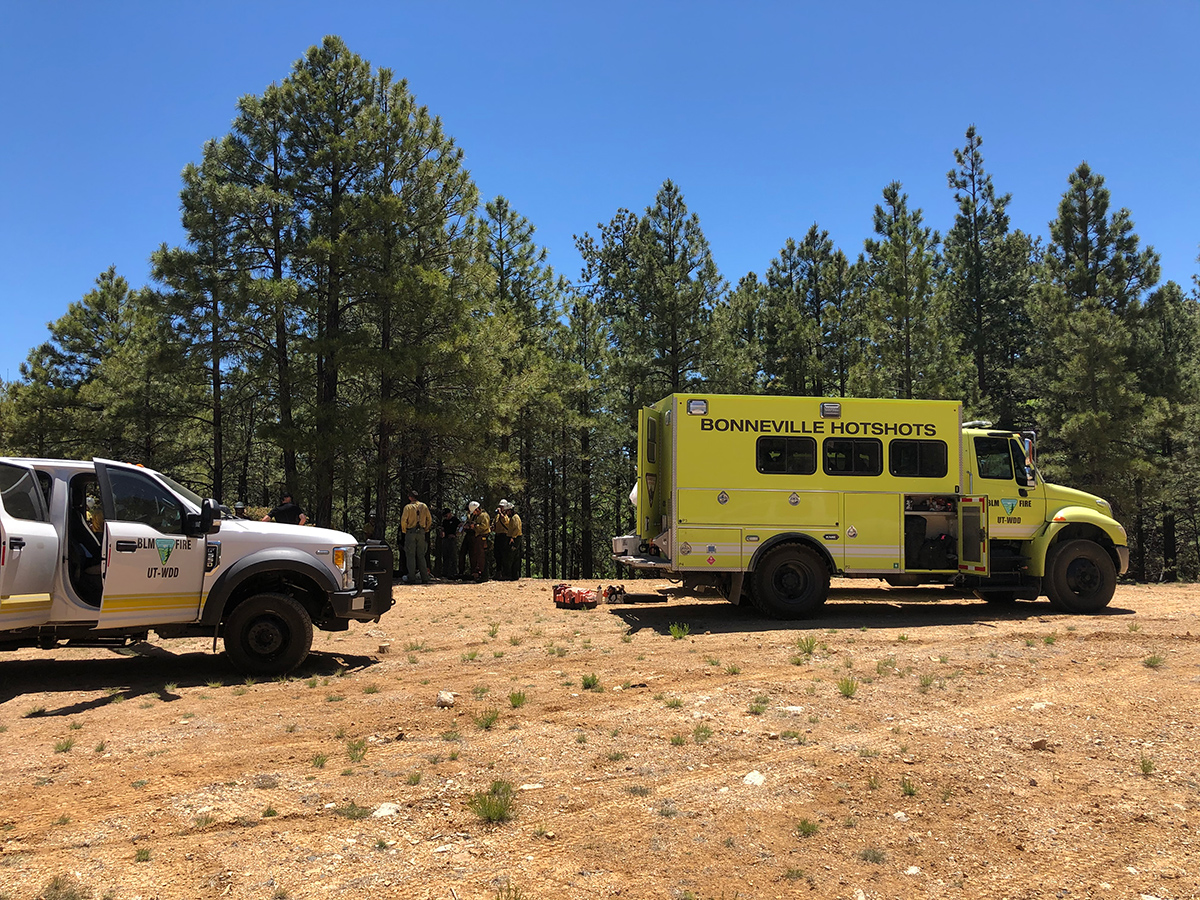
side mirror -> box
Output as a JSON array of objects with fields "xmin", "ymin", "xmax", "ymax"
[
  {"xmin": 186, "ymin": 498, "xmax": 222, "ymax": 537},
  {"xmin": 202, "ymin": 498, "xmax": 221, "ymax": 535}
]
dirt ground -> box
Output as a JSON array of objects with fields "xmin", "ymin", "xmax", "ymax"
[{"xmin": 1, "ymin": 578, "xmax": 1198, "ymax": 900}]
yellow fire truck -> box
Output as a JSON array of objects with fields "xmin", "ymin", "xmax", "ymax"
[{"xmin": 611, "ymin": 394, "xmax": 1129, "ymax": 618}]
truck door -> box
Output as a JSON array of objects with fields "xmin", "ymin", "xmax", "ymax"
[
  {"xmin": 636, "ymin": 407, "xmax": 664, "ymax": 539},
  {"xmin": 94, "ymin": 461, "xmax": 206, "ymax": 630},
  {"xmin": 970, "ymin": 435, "xmax": 1044, "ymax": 541},
  {"xmin": 0, "ymin": 461, "xmax": 59, "ymax": 629},
  {"xmin": 958, "ymin": 495, "xmax": 990, "ymax": 576}
]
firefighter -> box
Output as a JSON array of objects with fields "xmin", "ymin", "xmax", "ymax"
[
  {"xmin": 492, "ymin": 499, "xmax": 512, "ymax": 580},
  {"xmin": 495, "ymin": 500, "xmax": 523, "ymax": 580},
  {"xmin": 400, "ymin": 489, "xmax": 433, "ymax": 584},
  {"xmin": 437, "ymin": 507, "xmax": 460, "ymax": 578},
  {"xmin": 464, "ymin": 500, "xmax": 490, "ymax": 582}
]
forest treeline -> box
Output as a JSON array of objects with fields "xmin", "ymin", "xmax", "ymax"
[{"xmin": 3, "ymin": 36, "xmax": 1199, "ymax": 582}]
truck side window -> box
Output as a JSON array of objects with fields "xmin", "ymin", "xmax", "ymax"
[
  {"xmin": 889, "ymin": 439, "xmax": 948, "ymax": 478},
  {"xmin": 823, "ymin": 438, "xmax": 883, "ymax": 476},
  {"xmin": 108, "ymin": 470, "xmax": 184, "ymax": 535},
  {"xmin": 974, "ymin": 437, "xmax": 1014, "ymax": 480},
  {"xmin": 1010, "ymin": 438, "xmax": 1033, "ymax": 487},
  {"xmin": 646, "ymin": 418, "xmax": 658, "ymax": 465},
  {"xmin": 0, "ymin": 463, "xmax": 48, "ymax": 522},
  {"xmin": 756, "ymin": 436, "xmax": 817, "ymax": 475}
]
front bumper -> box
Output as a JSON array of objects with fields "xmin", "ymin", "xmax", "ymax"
[
  {"xmin": 331, "ymin": 587, "xmax": 388, "ymax": 620},
  {"xmin": 332, "ymin": 541, "xmax": 395, "ymax": 620}
]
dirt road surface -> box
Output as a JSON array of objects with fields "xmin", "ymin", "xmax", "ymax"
[{"xmin": 1, "ymin": 579, "xmax": 1198, "ymax": 900}]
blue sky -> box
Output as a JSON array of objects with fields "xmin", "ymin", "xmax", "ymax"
[{"xmin": 2, "ymin": 1, "xmax": 1197, "ymax": 380}]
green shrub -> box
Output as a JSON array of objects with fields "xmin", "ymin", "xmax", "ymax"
[
  {"xmin": 468, "ymin": 780, "xmax": 515, "ymax": 824},
  {"xmin": 668, "ymin": 622, "xmax": 691, "ymax": 640},
  {"xmin": 796, "ymin": 818, "xmax": 819, "ymax": 837}
]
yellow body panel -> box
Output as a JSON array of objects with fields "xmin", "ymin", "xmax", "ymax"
[
  {"xmin": 675, "ymin": 527, "xmax": 743, "ymax": 570},
  {"xmin": 654, "ymin": 394, "xmax": 962, "ymax": 574}
]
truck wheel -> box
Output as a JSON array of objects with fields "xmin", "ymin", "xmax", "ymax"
[
  {"xmin": 1045, "ymin": 540, "xmax": 1116, "ymax": 613},
  {"xmin": 751, "ymin": 544, "xmax": 829, "ymax": 619},
  {"xmin": 224, "ymin": 593, "xmax": 314, "ymax": 675}
]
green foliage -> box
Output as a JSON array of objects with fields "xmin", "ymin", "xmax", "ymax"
[
  {"xmin": 944, "ymin": 126, "xmax": 1033, "ymax": 422},
  {"xmin": 468, "ymin": 780, "xmax": 516, "ymax": 823},
  {"xmin": 473, "ymin": 707, "xmax": 500, "ymax": 730},
  {"xmin": 39, "ymin": 875, "xmax": 93, "ymax": 899},
  {"xmin": 855, "ymin": 182, "xmax": 958, "ymax": 399}
]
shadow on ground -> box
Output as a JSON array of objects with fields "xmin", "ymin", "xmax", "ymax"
[
  {"xmin": 607, "ymin": 585, "xmax": 1134, "ymax": 638},
  {"xmin": 0, "ymin": 647, "xmax": 379, "ymax": 712}
]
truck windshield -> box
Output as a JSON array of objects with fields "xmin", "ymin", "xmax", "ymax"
[{"xmin": 157, "ymin": 473, "xmax": 204, "ymax": 511}]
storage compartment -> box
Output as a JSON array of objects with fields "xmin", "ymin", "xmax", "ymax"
[{"xmin": 904, "ymin": 495, "xmax": 959, "ymax": 571}]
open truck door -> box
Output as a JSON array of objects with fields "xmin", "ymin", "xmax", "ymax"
[
  {"xmin": 95, "ymin": 460, "xmax": 207, "ymax": 631},
  {"xmin": 0, "ymin": 461, "xmax": 59, "ymax": 629},
  {"xmin": 958, "ymin": 495, "xmax": 990, "ymax": 577},
  {"xmin": 636, "ymin": 406, "xmax": 664, "ymax": 541}
]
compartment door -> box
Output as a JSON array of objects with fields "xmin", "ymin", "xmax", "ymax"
[
  {"xmin": 675, "ymin": 527, "xmax": 743, "ymax": 571},
  {"xmin": 841, "ymin": 493, "xmax": 902, "ymax": 574},
  {"xmin": 958, "ymin": 495, "xmax": 990, "ymax": 576},
  {"xmin": 636, "ymin": 407, "xmax": 664, "ymax": 539},
  {"xmin": 0, "ymin": 461, "xmax": 59, "ymax": 629},
  {"xmin": 95, "ymin": 461, "xmax": 206, "ymax": 630}
]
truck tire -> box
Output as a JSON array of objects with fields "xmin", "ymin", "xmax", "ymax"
[
  {"xmin": 224, "ymin": 592, "xmax": 314, "ymax": 675},
  {"xmin": 1044, "ymin": 539, "xmax": 1116, "ymax": 613},
  {"xmin": 751, "ymin": 544, "xmax": 829, "ymax": 619}
]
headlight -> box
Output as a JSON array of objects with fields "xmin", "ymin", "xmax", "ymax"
[{"xmin": 332, "ymin": 546, "xmax": 355, "ymax": 589}]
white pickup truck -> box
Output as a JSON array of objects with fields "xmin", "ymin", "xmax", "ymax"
[{"xmin": 0, "ymin": 457, "xmax": 393, "ymax": 674}]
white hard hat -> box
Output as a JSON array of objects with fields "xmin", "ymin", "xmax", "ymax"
[
  {"xmin": 499, "ymin": 499, "xmax": 510, "ymax": 509},
  {"xmin": 468, "ymin": 501, "xmax": 480, "ymax": 512}
]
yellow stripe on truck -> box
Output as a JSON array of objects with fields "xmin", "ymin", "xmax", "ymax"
[{"xmin": 0, "ymin": 593, "xmax": 53, "ymax": 616}]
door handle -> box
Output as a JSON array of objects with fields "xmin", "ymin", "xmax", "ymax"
[
  {"xmin": 9, "ymin": 537, "xmax": 25, "ymax": 551},
  {"xmin": 115, "ymin": 540, "xmax": 138, "ymax": 553}
]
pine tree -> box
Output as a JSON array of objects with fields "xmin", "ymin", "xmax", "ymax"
[
  {"xmin": 1033, "ymin": 163, "xmax": 1164, "ymax": 531},
  {"xmin": 761, "ymin": 226, "xmax": 838, "ymax": 396},
  {"xmin": 284, "ymin": 36, "xmax": 383, "ymax": 527},
  {"xmin": 1042, "ymin": 162, "xmax": 1160, "ymax": 315},
  {"xmin": 152, "ymin": 152, "xmax": 247, "ymax": 501},
  {"xmin": 707, "ymin": 272, "xmax": 765, "ymax": 393},
  {"xmin": 819, "ymin": 250, "xmax": 862, "ymax": 398},
  {"xmin": 580, "ymin": 180, "xmax": 726, "ymax": 420},
  {"xmin": 855, "ymin": 183, "xmax": 957, "ymax": 399},
  {"xmin": 944, "ymin": 126, "xmax": 1033, "ymax": 422}
]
